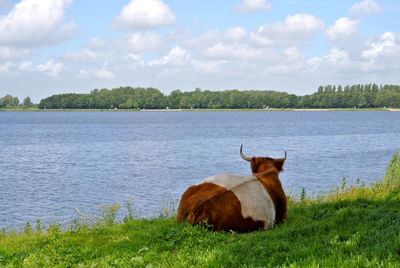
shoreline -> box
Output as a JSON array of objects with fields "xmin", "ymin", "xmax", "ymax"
[{"xmin": 0, "ymin": 107, "xmax": 397, "ymax": 112}]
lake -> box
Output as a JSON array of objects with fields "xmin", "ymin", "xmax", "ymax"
[{"xmin": 1, "ymin": 111, "xmax": 400, "ymax": 230}]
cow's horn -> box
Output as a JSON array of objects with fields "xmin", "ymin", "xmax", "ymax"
[
  {"xmin": 279, "ymin": 150, "xmax": 287, "ymax": 160},
  {"xmin": 240, "ymin": 144, "xmax": 252, "ymax": 162}
]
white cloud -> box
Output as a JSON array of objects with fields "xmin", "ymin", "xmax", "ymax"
[
  {"xmin": 16, "ymin": 60, "xmax": 64, "ymax": 77},
  {"xmin": 19, "ymin": 61, "xmax": 34, "ymax": 72},
  {"xmin": 95, "ymin": 64, "xmax": 115, "ymax": 80},
  {"xmin": 1, "ymin": 58, "xmax": 66, "ymax": 78},
  {"xmin": 205, "ymin": 42, "xmax": 261, "ymax": 61},
  {"xmin": 308, "ymin": 48, "xmax": 350, "ymax": 67},
  {"xmin": 114, "ymin": 0, "xmax": 175, "ymax": 30},
  {"xmin": 224, "ymin": 27, "xmax": 247, "ymax": 42},
  {"xmin": 126, "ymin": 53, "xmax": 146, "ymax": 68},
  {"xmin": 0, "ymin": 0, "xmax": 75, "ymax": 47},
  {"xmin": 37, "ymin": 60, "xmax": 64, "ymax": 77},
  {"xmin": 192, "ymin": 59, "xmax": 226, "ymax": 74},
  {"xmin": 362, "ymin": 32, "xmax": 400, "ymax": 61},
  {"xmin": 283, "ymin": 47, "xmax": 303, "ymax": 62},
  {"xmin": 127, "ymin": 53, "xmax": 142, "ymax": 62},
  {"xmin": 14, "ymin": 59, "xmax": 72, "ymax": 78},
  {"xmin": 0, "ymin": 46, "xmax": 30, "ymax": 60},
  {"xmin": 250, "ymin": 14, "xmax": 324, "ymax": 46},
  {"xmin": 64, "ymin": 48, "xmax": 99, "ymax": 63},
  {"xmin": 148, "ymin": 46, "xmax": 189, "ymax": 66},
  {"xmin": 77, "ymin": 69, "xmax": 89, "ymax": 79},
  {"xmin": 326, "ymin": 17, "xmax": 359, "ymax": 41},
  {"xmin": 0, "ymin": 61, "xmax": 14, "ymax": 74},
  {"xmin": 128, "ymin": 32, "xmax": 163, "ymax": 53},
  {"xmin": 350, "ymin": 0, "xmax": 381, "ymax": 17},
  {"xmin": 305, "ymin": 48, "xmax": 356, "ymax": 79},
  {"xmin": 235, "ymin": 0, "xmax": 271, "ymax": 13},
  {"xmin": 184, "ymin": 30, "xmax": 228, "ymax": 52}
]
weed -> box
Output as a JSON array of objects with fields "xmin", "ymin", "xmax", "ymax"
[
  {"xmin": 300, "ymin": 188, "xmax": 306, "ymax": 201},
  {"xmin": 24, "ymin": 222, "xmax": 32, "ymax": 234},
  {"xmin": 99, "ymin": 203, "xmax": 121, "ymax": 226},
  {"xmin": 124, "ymin": 199, "xmax": 135, "ymax": 222},
  {"xmin": 35, "ymin": 219, "xmax": 41, "ymax": 233},
  {"xmin": 384, "ymin": 152, "xmax": 400, "ymax": 186},
  {"xmin": 341, "ymin": 176, "xmax": 346, "ymax": 191},
  {"xmin": 157, "ymin": 198, "xmax": 178, "ymax": 218}
]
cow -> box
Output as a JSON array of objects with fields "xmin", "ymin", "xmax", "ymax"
[{"xmin": 176, "ymin": 145, "xmax": 288, "ymax": 233}]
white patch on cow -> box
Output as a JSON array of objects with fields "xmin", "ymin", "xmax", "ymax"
[{"xmin": 201, "ymin": 174, "xmax": 275, "ymax": 229}]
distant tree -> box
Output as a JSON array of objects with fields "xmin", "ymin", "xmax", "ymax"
[
  {"xmin": 23, "ymin": 96, "xmax": 33, "ymax": 107},
  {"xmin": 120, "ymin": 97, "xmax": 138, "ymax": 109},
  {"xmin": 2, "ymin": 95, "xmax": 13, "ymax": 107},
  {"xmin": 167, "ymin": 90, "xmax": 183, "ymax": 109},
  {"xmin": 358, "ymin": 95, "xmax": 368, "ymax": 108},
  {"xmin": 179, "ymin": 96, "xmax": 192, "ymax": 109},
  {"xmin": 12, "ymin": 96, "xmax": 19, "ymax": 106}
]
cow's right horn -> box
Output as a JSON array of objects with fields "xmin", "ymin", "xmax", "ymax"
[{"xmin": 240, "ymin": 144, "xmax": 252, "ymax": 162}]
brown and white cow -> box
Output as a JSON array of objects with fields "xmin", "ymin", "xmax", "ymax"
[{"xmin": 176, "ymin": 145, "xmax": 288, "ymax": 233}]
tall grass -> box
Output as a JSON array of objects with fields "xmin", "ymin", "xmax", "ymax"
[
  {"xmin": 384, "ymin": 152, "xmax": 400, "ymax": 186},
  {"xmin": 0, "ymin": 153, "xmax": 399, "ymax": 267}
]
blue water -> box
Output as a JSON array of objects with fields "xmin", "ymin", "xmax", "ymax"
[{"xmin": 1, "ymin": 111, "xmax": 400, "ymax": 230}]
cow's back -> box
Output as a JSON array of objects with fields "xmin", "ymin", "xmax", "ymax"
[{"xmin": 177, "ymin": 174, "xmax": 276, "ymax": 232}]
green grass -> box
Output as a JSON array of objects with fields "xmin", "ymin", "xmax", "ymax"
[
  {"xmin": 1, "ymin": 153, "xmax": 400, "ymax": 267},
  {"xmin": 0, "ymin": 107, "xmax": 40, "ymax": 112}
]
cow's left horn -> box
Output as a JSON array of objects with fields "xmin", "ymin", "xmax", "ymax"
[{"xmin": 240, "ymin": 144, "xmax": 251, "ymax": 162}]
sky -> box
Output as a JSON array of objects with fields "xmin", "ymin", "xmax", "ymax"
[{"xmin": 0, "ymin": 0, "xmax": 399, "ymax": 102}]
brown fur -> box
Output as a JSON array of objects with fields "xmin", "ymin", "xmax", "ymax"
[
  {"xmin": 251, "ymin": 158, "xmax": 287, "ymax": 223},
  {"xmin": 176, "ymin": 182, "xmax": 225, "ymax": 224},
  {"xmin": 176, "ymin": 147, "xmax": 287, "ymax": 232},
  {"xmin": 177, "ymin": 182, "xmax": 264, "ymax": 232}
]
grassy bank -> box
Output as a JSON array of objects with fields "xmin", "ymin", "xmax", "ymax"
[{"xmin": 1, "ymin": 154, "xmax": 400, "ymax": 267}]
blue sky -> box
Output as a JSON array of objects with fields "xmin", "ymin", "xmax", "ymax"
[{"xmin": 0, "ymin": 0, "xmax": 399, "ymax": 102}]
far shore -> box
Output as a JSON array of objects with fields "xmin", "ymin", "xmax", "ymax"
[{"xmin": 1, "ymin": 107, "xmax": 399, "ymax": 112}]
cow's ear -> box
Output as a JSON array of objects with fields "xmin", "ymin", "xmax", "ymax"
[{"xmin": 273, "ymin": 158, "xmax": 285, "ymax": 171}]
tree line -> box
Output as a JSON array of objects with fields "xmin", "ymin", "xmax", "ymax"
[
  {"xmin": 0, "ymin": 95, "xmax": 33, "ymax": 108},
  {"xmin": 37, "ymin": 87, "xmax": 299, "ymax": 109},
  {"xmin": 37, "ymin": 84, "xmax": 400, "ymax": 110},
  {"xmin": 302, "ymin": 84, "xmax": 400, "ymax": 108},
  {"xmin": 2, "ymin": 84, "xmax": 399, "ymax": 110}
]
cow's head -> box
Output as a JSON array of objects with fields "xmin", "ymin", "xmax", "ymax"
[{"xmin": 240, "ymin": 145, "xmax": 287, "ymax": 174}]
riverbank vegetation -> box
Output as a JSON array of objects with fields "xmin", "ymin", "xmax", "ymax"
[
  {"xmin": 1, "ymin": 153, "xmax": 399, "ymax": 267},
  {"xmin": 35, "ymin": 84, "xmax": 400, "ymax": 110},
  {"xmin": 0, "ymin": 95, "xmax": 35, "ymax": 109}
]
